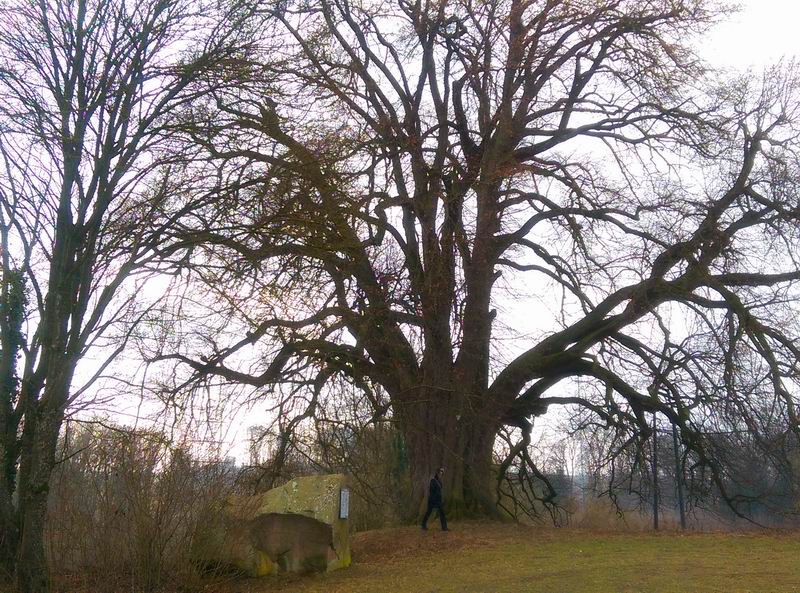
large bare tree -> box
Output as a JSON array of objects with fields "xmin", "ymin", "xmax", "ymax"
[
  {"xmin": 0, "ymin": 0, "xmax": 243, "ymax": 590},
  {"xmin": 158, "ymin": 0, "xmax": 800, "ymax": 520}
]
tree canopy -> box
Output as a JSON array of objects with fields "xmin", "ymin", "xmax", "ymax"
[{"xmin": 151, "ymin": 0, "xmax": 800, "ymax": 518}]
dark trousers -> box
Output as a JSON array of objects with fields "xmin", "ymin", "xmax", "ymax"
[{"xmin": 421, "ymin": 502, "xmax": 448, "ymax": 530}]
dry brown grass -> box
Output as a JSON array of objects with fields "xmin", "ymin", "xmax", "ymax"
[
  {"xmin": 43, "ymin": 520, "xmax": 800, "ymax": 592},
  {"xmin": 193, "ymin": 521, "xmax": 800, "ymax": 593}
]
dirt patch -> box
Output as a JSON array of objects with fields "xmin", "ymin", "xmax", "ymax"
[{"xmin": 350, "ymin": 520, "xmax": 540, "ymax": 565}]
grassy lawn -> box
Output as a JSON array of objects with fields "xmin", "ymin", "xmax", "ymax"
[{"xmin": 216, "ymin": 522, "xmax": 800, "ymax": 593}]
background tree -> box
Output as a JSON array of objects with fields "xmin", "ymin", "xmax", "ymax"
[
  {"xmin": 156, "ymin": 0, "xmax": 800, "ymax": 522},
  {"xmin": 0, "ymin": 0, "xmax": 243, "ymax": 589},
  {"xmin": 0, "ymin": 268, "xmax": 26, "ymax": 575}
]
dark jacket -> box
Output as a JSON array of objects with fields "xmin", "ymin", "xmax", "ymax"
[{"xmin": 428, "ymin": 476, "xmax": 443, "ymax": 506}]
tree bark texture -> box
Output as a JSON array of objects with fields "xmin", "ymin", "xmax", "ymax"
[
  {"xmin": 399, "ymin": 386, "xmax": 500, "ymax": 519},
  {"xmin": 14, "ymin": 382, "xmax": 68, "ymax": 592},
  {"xmin": 0, "ymin": 473, "xmax": 17, "ymax": 578}
]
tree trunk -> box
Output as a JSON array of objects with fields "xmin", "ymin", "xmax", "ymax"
[
  {"xmin": 400, "ymin": 388, "xmax": 500, "ymax": 521},
  {"xmin": 0, "ymin": 417, "xmax": 19, "ymax": 578},
  {"xmin": 0, "ymin": 477, "xmax": 17, "ymax": 579},
  {"xmin": 15, "ymin": 501, "xmax": 49, "ymax": 593},
  {"xmin": 0, "ymin": 406, "xmax": 22, "ymax": 579},
  {"xmin": 14, "ymin": 404, "xmax": 64, "ymax": 593}
]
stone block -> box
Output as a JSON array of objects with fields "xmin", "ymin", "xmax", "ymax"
[{"xmin": 193, "ymin": 473, "xmax": 351, "ymax": 576}]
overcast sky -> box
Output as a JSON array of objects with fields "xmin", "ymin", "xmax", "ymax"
[
  {"xmin": 702, "ymin": 0, "xmax": 799, "ymax": 68},
  {"xmin": 509, "ymin": 0, "xmax": 800, "ymax": 450}
]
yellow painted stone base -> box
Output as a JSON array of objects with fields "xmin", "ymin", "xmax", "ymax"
[{"xmin": 232, "ymin": 549, "xmax": 275, "ymax": 577}]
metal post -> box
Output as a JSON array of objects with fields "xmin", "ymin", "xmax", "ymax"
[
  {"xmin": 652, "ymin": 412, "xmax": 659, "ymax": 531},
  {"xmin": 672, "ymin": 423, "xmax": 687, "ymax": 529}
]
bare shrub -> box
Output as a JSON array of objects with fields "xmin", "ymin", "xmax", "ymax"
[
  {"xmin": 321, "ymin": 423, "xmax": 412, "ymax": 532},
  {"xmin": 240, "ymin": 421, "xmax": 411, "ymax": 531},
  {"xmin": 45, "ymin": 420, "xmax": 236, "ymax": 592}
]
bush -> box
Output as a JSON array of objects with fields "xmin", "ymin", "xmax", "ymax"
[{"xmin": 45, "ymin": 421, "xmax": 237, "ymax": 592}]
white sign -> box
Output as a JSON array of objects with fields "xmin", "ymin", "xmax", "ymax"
[{"xmin": 339, "ymin": 487, "xmax": 350, "ymax": 519}]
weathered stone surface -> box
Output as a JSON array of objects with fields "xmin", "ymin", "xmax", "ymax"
[{"xmin": 192, "ymin": 474, "xmax": 351, "ymax": 576}]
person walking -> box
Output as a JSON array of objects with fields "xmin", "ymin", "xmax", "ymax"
[{"xmin": 421, "ymin": 467, "xmax": 449, "ymax": 531}]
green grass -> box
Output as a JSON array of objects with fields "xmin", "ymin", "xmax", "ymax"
[{"xmin": 221, "ymin": 522, "xmax": 800, "ymax": 593}]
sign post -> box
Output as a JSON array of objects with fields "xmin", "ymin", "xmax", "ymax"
[{"xmin": 339, "ymin": 487, "xmax": 350, "ymax": 520}]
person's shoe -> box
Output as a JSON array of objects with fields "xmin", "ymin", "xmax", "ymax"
[
  {"xmin": 421, "ymin": 525, "xmax": 427, "ymax": 530},
  {"xmin": 442, "ymin": 527, "xmax": 449, "ymax": 531}
]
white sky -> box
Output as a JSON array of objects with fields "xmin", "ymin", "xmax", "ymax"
[
  {"xmin": 500, "ymin": 0, "xmax": 800, "ymax": 447},
  {"xmin": 78, "ymin": 0, "xmax": 800, "ymax": 464},
  {"xmin": 701, "ymin": 0, "xmax": 799, "ymax": 68}
]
